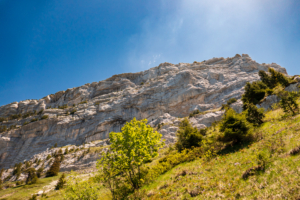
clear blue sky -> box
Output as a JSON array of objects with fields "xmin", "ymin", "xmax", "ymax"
[{"xmin": 0, "ymin": 0, "xmax": 299, "ymax": 106}]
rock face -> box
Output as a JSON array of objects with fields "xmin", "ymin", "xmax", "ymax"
[{"xmin": 0, "ymin": 54, "xmax": 287, "ymax": 169}]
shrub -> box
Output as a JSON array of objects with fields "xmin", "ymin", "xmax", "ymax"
[
  {"xmin": 23, "ymin": 121, "xmax": 29, "ymax": 126},
  {"xmin": 242, "ymin": 81, "xmax": 268, "ymax": 110},
  {"xmin": 141, "ymin": 82, "xmax": 144, "ymax": 85},
  {"xmin": 29, "ymin": 194, "xmax": 37, "ymax": 200},
  {"xmin": 25, "ymin": 168, "xmax": 38, "ymax": 184},
  {"xmin": 41, "ymin": 115, "xmax": 49, "ymax": 120},
  {"xmin": 189, "ymin": 110, "xmax": 201, "ymax": 118},
  {"xmin": 30, "ymin": 118, "xmax": 38, "ymax": 122},
  {"xmin": 245, "ymin": 103, "xmax": 265, "ymax": 126},
  {"xmin": 70, "ymin": 109, "xmax": 77, "ymax": 115},
  {"xmin": 227, "ymin": 98, "xmax": 237, "ymax": 105},
  {"xmin": 9, "ymin": 114, "xmax": 21, "ymax": 120},
  {"xmin": 46, "ymin": 154, "xmax": 52, "ymax": 160},
  {"xmin": 37, "ymin": 109, "xmax": 44, "ymax": 115},
  {"xmin": 79, "ymin": 100, "xmax": 88, "ymax": 104},
  {"xmin": 279, "ymin": 91, "xmax": 299, "ymax": 115},
  {"xmin": 0, "ymin": 126, "xmax": 7, "ymax": 133},
  {"xmin": 64, "ymin": 148, "xmax": 69, "ymax": 154},
  {"xmin": 0, "ymin": 117, "xmax": 6, "ymax": 122},
  {"xmin": 55, "ymin": 173, "xmax": 66, "ymax": 190},
  {"xmin": 218, "ymin": 108, "xmax": 251, "ymax": 144},
  {"xmin": 58, "ymin": 105, "xmax": 68, "ymax": 109},
  {"xmin": 175, "ymin": 118, "xmax": 203, "ymax": 152},
  {"xmin": 54, "ymin": 143, "xmax": 58, "ymax": 147},
  {"xmin": 13, "ymin": 163, "xmax": 22, "ymax": 179},
  {"xmin": 46, "ymin": 158, "xmax": 60, "ymax": 177},
  {"xmin": 37, "ymin": 164, "xmax": 44, "ymax": 178}
]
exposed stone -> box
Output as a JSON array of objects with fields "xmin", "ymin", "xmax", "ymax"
[{"xmin": 0, "ymin": 55, "xmax": 287, "ymax": 170}]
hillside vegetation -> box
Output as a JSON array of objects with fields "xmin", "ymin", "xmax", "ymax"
[{"xmin": 0, "ymin": 69, "xmax": 300, "ymax": 200}]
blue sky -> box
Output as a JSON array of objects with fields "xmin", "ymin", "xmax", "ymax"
[{"xmin": 0, "ymin": 0, "xmax": 299, "ymax": 106}]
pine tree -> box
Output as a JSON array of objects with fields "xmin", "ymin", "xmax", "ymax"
[
  {"xmin": 279, "ymin": 91, "xmax": 299, "ymax": 115},
  {"xmin": 55, "ymin": 173, "xmax": 66, "ymax": 190},
  {"xmin": 46, "ymin": 158, "xmax": 60, "ymax": 177},
  {"xmin": 245, "ymin": 103, "xmax": 265, "ymax": 126},
  {"xmin": 25, "ymin": 168, "xmax": 38, "ymax": 184}
]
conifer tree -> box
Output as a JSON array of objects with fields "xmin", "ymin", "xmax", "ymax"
[
  {"xmin": 55, "ymin": 173, "xmax": 66, "ymax": 190},
  {"xmin": 46, "ymin": 158, "xmax": 60, "ymax": 177},
  {"xmin": 245, "ymin": 103, "xmax": 265, "ymax": 126},
  {"xmin": 279, "ymin": 91, "xmax": 299, "ymax": 115}
]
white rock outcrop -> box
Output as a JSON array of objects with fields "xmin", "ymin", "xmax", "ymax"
[{"xmin": 0, "ymin": 54, "xmax": 287, "ymax": 169}]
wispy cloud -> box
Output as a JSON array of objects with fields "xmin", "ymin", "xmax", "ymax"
[{"xmin": 125, "ymin": 0, "xmax": 296, "ymax": 72}]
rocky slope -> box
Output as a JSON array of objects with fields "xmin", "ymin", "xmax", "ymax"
[{"xmin": 0, "ymin": 54, "xmax": 287, "ymax": 171}]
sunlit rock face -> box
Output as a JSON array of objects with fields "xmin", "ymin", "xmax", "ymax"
[{"xmin": 0, "ymin": 54, "xmax": 287, "ymax": 169}]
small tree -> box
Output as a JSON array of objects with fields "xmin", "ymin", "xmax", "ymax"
[
  {"xmin": 218, "ymin": 108, "xmax": 250, "ymax": 144},
  {"xmin": 98, "ymin": 118, "xmax": 164, "ymax": 199},
  {"xmin": 279, "ymin": 91, "xmax": 299, "ymax": 115},
  {"xmin": 242, "ymin": 81, "xmax": 268, "ymax": 110},
  {"xmin": 46, "ymin": 158, "xmax": 60, "ymax": 177},
  {"xmin": 55, "ymin": 173, "xmax": 66, "ymax": 190},
  {"xmin": 245, "ymin": 103, "xmax": 265, "ymax": 126},
  {"xmin": 175, "ymin": 118, "xmax": 203, "ymax": 152},
  {"xmin": 25, "ymin": 168, "xmax": 38, "ymax": 184}
]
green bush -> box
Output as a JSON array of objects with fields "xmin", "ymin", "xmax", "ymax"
[
  {"xmin": 279, "ymin": 91, "xmax": 299, "ymax": 115},
  {"xmin": 25, "ymin": 168, "xmax": 38, "ymax": 184},
  {"xmin": 9, "ymin": 114, "xmax": 21, "ymax": 120},
  {"xmin": 79, "ymin": 100, "xmax": 88, "ymax": 104},
  {"xmin": 64, "ymin": 148, "xmax": 69, "ymax": 154},
  {"xmin": 37, "ymin": 164, "xmax": 44, "ymax": 178},
  {"xmin": 13, "ymin": 162, "xmax": 22, "ymax": 179},
  {"xmin": 55, "ymin": 173, "xmax": 66, "ymax": 190},
  {"xmin": 46, "ymin": 158, "xmax": 60, "ymax": 177},
  {"xmin": 189, "ymin": 110, "xmax": 201, "ymax": 118},
  {"xmin": 0, "ymin": 125, "xmax": 7, "ymax": 133},
  {"xmin": 242, "ymin": 81, "xmax": 268, "ymax": 110},
  {"xmin": 175, "ymin": 118, "xmax": 203, "ymax": 152},
  {"xmin": 37, "ymin": 109, "xmax": 44, "ymax": 115},
  {"xmin": 23, "ymin": 121, "xmax": 29, "ymax": 126},
  {"xmin": 46, "ymin": 155, "xmax": 52, "ymax": 160},
  {"xmin": 70, "ymin": 109, "xmax": 77, "ymax": 115},
  {"xmin": 41, "ymin": 115, "xmax": 49, "ymax": 120},
  {"xmin": 30, "ymin": 118, "xmax": 38, "ymax": 122},
  {"xmin": 58, "ymin": 104, "xmax": 68, "ymax": 109},
  {"xmin": 245, "ymin": 103, "xmax": 265, "ymax": 126},
  {"xmin": 0, "ymin": 117, "xmax": 6, "ymax": 122},
  {"xmin": 218, "ymin": 108, "xmax": 251, "ymax": 144},
  {"xmin": 227, "ymin": 98, "xmax": 237, "ymax": 105}
]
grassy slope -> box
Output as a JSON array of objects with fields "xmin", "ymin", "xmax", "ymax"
[
  {"xmin": 142, "ymin": 107, "xmax": 300, "ymax": 199},
  {"xmin": 0, "ymin": 175, "xmax": 60, "ymax": 200},
  {"xmin": 2, "ymin": 105, "xmax": 300, "ymax": 200}
]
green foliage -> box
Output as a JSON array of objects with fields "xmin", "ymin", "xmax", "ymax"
[
  {"xmin": 41, "ymin": 115, "xmax": 49, "ymax": 120},
  {"xmin": 175, "ymin": 118, "xmax": 203, "ymax": 152},
  {"xmin": 70, "ymin": 109, "xmax": 77, "ymax": 115},
  {"xmin": 46, "ymin": 158, "xmax": 60, "ymax": 177},
  {"xmin": 23, "ymin": 121, "xmax": 29, "ymax": 126},
  {"xmin": 55, "ymin": 173, "xmax": 66, "ymax": 190},
  {"xmin": 25, "ymin": 168, "xmax": 38, "ymax": 185},
  {"xmin": 189, "ymin": 109, "xmax": 201, "ymax": 118},
  {"xmin": 37, "ymin": 109, "xmax": 44, "ymax": 115},
  {"xmin": 259, "ymin": 68, "xmax": 292, "ymax": 89},
  {"xmin": 58, "ymin": 104, "xmax": 68, "ymax": 109},
  {"xmin": 227, "ymin": 98, "xmax": 237, "ymax": 105},
  {"xmin": 36, "ymin": 163, "xmax": 44, "ymax": 178},
  {"xmin": 54, "ymin": 143, "xmax": 58, "ymax": 147},
  {"xmin": 279, "ymin": 91, "xmax": 299, "ymax": 115},
  {"xmin": 64, "ymin": 148, "xmax": 69, "ymax": 155},
  {"xmin": 242, "ymin": 81, "xmax": 268, "ymax": 110},
  {"xmin": 0, "ymin": 117, "xmax": 6, "ymax": 122},
  {"xmin": 30, "ymin": 118, "xmax": 38, "ymax": 122},
  {"xmin": 218, "ymin": 108, "xmax": 251, "ymax": 144},
  {"xmin": 9, "ymin": 113, "xmax": 22, "ymax": 120},
  {"xmin": 245, "ymin": 103, "xmax": 265, "ymax": 126},
  {"xmin": 13, "ymin": 162, "xmax": 22, "ymax": 179},
  {"xmin": 29, "ymin": 194, "xmax": 37, "ymax": 200},
  {"xmin": 46, "ymin": 154, "xmax": 52, "ymax": 160},
  {"xmin": 63, "ymin": 172, "xmax": 101, "ymax": 200},
  {"xmin": 141, "ymin": 82, "xmax": 144, "ymax": 85},
  {"xmin": 79, "ymin": 100, "xmax": 88, "ymax": 104},
  {"xmin": 0, "ymin": 125, "xmax": 7, "ymax": 133},
  {"xmin": 98, "ymin": 118, "xmax": 164, "ymax": 199}
]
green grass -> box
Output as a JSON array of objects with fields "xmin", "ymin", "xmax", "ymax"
[
  {"xmin": 0, "ymin": 175, "xmax": 61, "ymax": 200},
  {"xmin": 138, "ymin": 106, "xmax": 300, "ymax": 199}
]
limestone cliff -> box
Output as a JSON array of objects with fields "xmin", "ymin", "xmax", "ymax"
[{"xmin": 0, "ymin": 54, "xmax": 287, "ymax": 169}]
